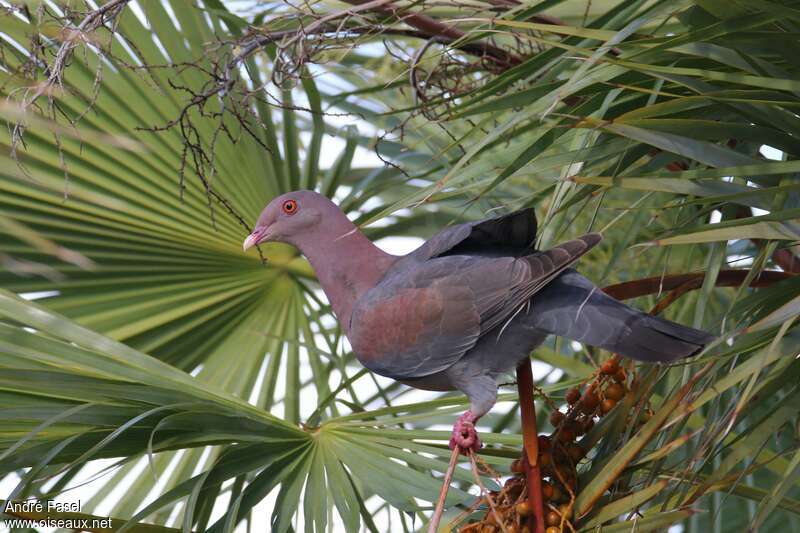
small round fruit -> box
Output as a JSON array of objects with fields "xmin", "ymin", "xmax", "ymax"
[
  {"xmin": 545, "ymin": 510, "xmax": 561, "ymax": 527},
  {"xmin": 601, "ymin": 398, "xmax": 617, "ymax": 415},
  {"xmin": 605, "ymin": 383, "xmax": 625, "ymax": 401},
  {"xmin": 566, "ymin": 387, "xmax": 581, "ymax": 405},
  {"xmin": 580, "ymin": 391, "xmax": 600, "ymax": 413},
  {"xmin": 601, "ymin": 358, "xmax": 619, "ymax": 375},
  {"xmin": 551, "ymin": 485, "xmax": 563, "ymax": 503},
  {"xmin": 511, "ymin": 458, "xmax": 526, "ymax": 473},
  {"xmin": 546, "ymin": 528, "xmax": 559, "ymax": 533},
  {"xmin": 542, "ymin": 482, "xmax": 554, "ymax": 501},
  {"xmin": 549, "ymin": 410, "xmax": 565, "ymax": 426},
  {"xmin": 559, "ymin": 504, "xmax": 572, "ymax": 519},
  {"xmin": 516, "ymin": 501, "xmax": 531, "ymax": 516},
  {"xmin": 614, "ymin": 367, "xmax": 627, "ymax": 383}
]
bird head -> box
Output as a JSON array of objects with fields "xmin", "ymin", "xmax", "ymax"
[{"xmin": 243, "ymin": 190, "xmax": 343, "ymax": 252}]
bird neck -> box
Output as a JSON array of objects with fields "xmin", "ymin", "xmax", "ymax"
[{"xmin": 299, "ymin": 221, "xmax": 396, "ymax": 335}]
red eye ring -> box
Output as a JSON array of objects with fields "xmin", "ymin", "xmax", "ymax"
[{"xmin": 282, "ymin": 199, "xmax": 298, "ymax": 215}]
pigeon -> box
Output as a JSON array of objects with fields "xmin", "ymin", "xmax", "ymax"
[{"xmin": 244, "ymin": 190, "xmax": 714, "ymax": 452}]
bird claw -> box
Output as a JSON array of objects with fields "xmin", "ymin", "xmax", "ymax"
[{"xmin": 449, "ymin": 411, "xmax": 482, "ymax": 454}]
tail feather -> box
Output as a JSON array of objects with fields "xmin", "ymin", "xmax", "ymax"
[
  {"xmin": 528, "ymin": 269, "xmax": 714, "ymax": 363},
  {"xmin": 615, "ymin": 313, "xmax": 714, "ymax": 363}
]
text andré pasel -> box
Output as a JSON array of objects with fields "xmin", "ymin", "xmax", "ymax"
[{"xmin": 4, "ymin": 500, "xmax": 81, "ymax": 513}]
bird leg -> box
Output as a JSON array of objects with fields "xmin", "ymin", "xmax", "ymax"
[{"xmin": 449, "ymin": 410, "xmax": 481, "ymax": 453}]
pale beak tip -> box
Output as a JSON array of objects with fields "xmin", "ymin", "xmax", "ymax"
[{"xmin": 243, "ymin": 234, "xmax": 258, "ymax": 252}]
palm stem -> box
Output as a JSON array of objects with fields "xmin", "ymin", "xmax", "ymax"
[{"xmin": 517, "ymin": 358, "xmax": 546, "ymax": 533}]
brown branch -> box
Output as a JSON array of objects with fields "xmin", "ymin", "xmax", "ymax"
[
  {"xmin": 601, "ymin": 269, "xmax": 793, "ymax": 301},
  {"xmin": 516, "ymin": 358, "xmax": 546, "ymax": 533},
  {"xmin": 648, "ymin": 279, "xmax": 700, "ymax": 316},
  {"xmin": 156, "ymin": 1, "xmax": 401, "ymax": 114},
  {"xmin": 342, "ymin": 0, "xmax": 521, "ymax": 68}
]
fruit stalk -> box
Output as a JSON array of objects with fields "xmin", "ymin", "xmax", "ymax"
[{"xmin": 516, "ymin": 358, "xmax": 546, "ymax": 533}]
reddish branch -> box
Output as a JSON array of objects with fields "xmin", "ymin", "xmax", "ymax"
[
  {"xmin": 516, "ymin": 358, "xmax": 546, "ymax": 533},
  {"xmin": 602, "ymin": 269, "xmax": 792, "ymax": 301}
]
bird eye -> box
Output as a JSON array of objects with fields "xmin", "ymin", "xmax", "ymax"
[{"xmin": 282, "ymin": 199, "xmax": 298, "ymax": 215}]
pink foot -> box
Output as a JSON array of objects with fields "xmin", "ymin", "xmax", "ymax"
[{"xmin": 449, "ymin": 411, "xmax": 482, "ymax": 454}]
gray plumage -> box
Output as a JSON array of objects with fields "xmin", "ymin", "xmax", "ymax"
[
  {"xmin": 347, "ymin": 207, "xmax": 711, "ymax": 417},
  {"xmin": 245, "ymin": 191, "xmax": 714, "ymax": 449}
]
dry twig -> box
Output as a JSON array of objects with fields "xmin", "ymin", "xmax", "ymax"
[{"xmin": 428, "ymin": 445, "xmax": 461, "ymax": 533}]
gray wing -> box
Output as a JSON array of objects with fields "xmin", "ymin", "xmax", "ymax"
[
  {"xmin": 409, "ymin": 207, "xmax": 537, "ymax": 261},
  {"xmin": 349, "ymin": 234, "xmax": 601, "ymax": 379}
]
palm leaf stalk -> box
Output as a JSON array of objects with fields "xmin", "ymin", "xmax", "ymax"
[{"xmin": 516, "ymin": 359, "xmax": 547, "ymax": 533}]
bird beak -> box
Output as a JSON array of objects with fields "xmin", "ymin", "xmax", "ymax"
[{"xmin": 243, "ymin": 227, "xmax": 269, "ymax": 252}]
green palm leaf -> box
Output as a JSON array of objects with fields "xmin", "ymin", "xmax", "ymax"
[{"xmin": 2, "ymin": 0, "xmax": 800, "ymax": 531}]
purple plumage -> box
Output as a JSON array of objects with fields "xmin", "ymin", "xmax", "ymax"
[{"xmin": 245, "ymin": 190, "xmax": 713, "ymax": 452}]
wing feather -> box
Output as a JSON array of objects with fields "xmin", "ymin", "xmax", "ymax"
[
  {"xmin": 409, "ymin": 208, "xmax": 537, "ymax": 261},
  {"xmin": 349, "ymin": 233, "xmax": 602, "ymax": 379}
]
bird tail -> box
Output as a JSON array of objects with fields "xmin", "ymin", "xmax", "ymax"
[
  {"xmin": 529, "ymin": 270, "xmax": 714, "ymax": 363},
  {"xmin": 611, "ymin": 312, "xmax": 714, "ymax": 363}
]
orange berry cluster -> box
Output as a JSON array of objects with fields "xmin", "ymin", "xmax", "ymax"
[
  {"xmin": 459, "ymin": 357, "xmax": 646, "ymax": 532},
  {"xmin": 564, "ymin": 357, "xmax": 628, "ymax": 419},
  {"xmin": 520, "ymin": 358, "xmax": 630, "ymax": 532}
]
